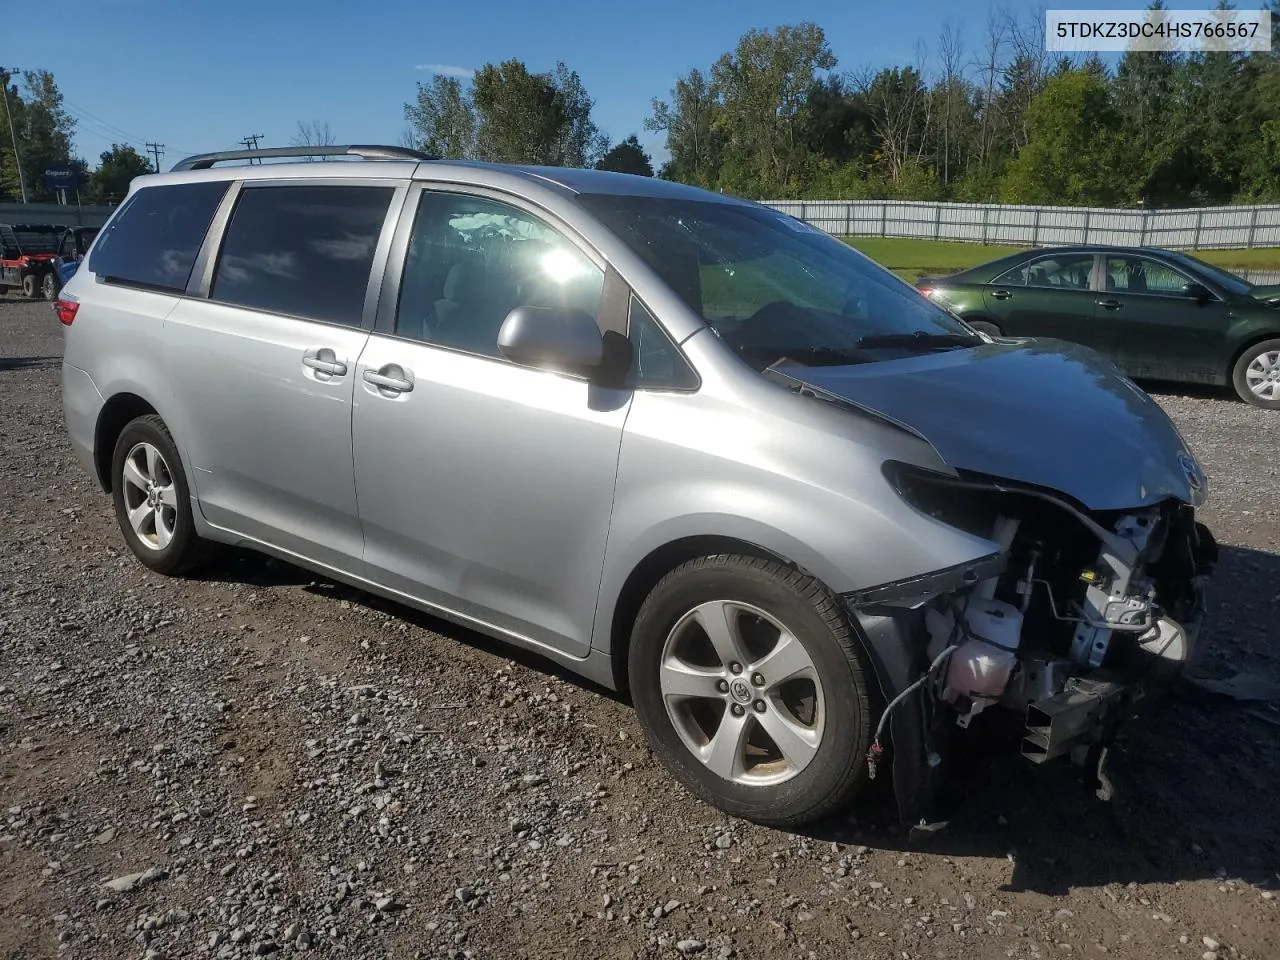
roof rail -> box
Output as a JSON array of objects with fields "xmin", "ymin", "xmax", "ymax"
[{"xmin": 170, "ymin": 144, "xmax": 437, "ymax": 172}]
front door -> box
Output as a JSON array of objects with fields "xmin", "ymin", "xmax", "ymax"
[
  {"xmin": 165, "ymin": 181, "xmax": 401, "ymax": 570},
  {"xmin": 351, "ymin": 188, "xmax": 632, "ymax": 658},
  {"xmin": 1100, "ymin": 254, "xmax": 1231, "ymax": 383}
]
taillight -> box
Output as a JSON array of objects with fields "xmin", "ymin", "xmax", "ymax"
[
  {"xmin": 918, "ymin": 287, "xmax": 934, "ymax": 298},
  {"xmin": 54, "ymin": 299, "xmax": 79, "ymax": 325}
]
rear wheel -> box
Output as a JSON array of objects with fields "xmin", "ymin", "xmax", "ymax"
[
  {"xmin": 629, "ymin": 554, "xmax": 873, "ymax": 827},
  {"xmin": 964, "ymin": 318, "xmax": 1002, "ymax": 338},
  {"xmin": 1231, "ymin": 338, "xmax": 1280, "ymax": 410},
  {"xmin": 110, "ymin": 415, "xmax": 212, "ymax": 575},
  {"xmin": 20, "ymin": 274, "xmax": 37, "ymax": 299},
  {"xmin": 42, "ymin": 272, "xmax": 58, "ymax": 301}
]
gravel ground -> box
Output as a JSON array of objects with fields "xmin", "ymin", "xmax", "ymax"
[{"xmin": 2, "ymin": 295, "xmax": 1277, "ymax": 960}]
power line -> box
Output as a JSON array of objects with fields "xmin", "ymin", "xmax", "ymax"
[
  {"xmin": 61, "ymin": 96, "xmax": 151, "ymax": 147},
  {"xmin": 145, "ymin": 142, "xmax": 165, "ymax": 173}
]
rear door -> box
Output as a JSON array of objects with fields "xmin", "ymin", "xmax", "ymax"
[
  {"xmin": 1100, "ymin": 254, "xmax": 1231, "ymax": 383},
  {"xmin": 164, "ymin": 179, "xmax": 406, "ymax": 571},
  {"xmin": 982, "ymin": 252, "xmax": 1113, "ymax": 354}
]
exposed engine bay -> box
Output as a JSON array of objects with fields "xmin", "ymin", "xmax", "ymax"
[{"xmin": 846, "ymin": 463, "xmax": 1218, "ymax": 824}]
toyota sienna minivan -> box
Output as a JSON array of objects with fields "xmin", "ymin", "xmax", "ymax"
[{"xmin": 58, "ymin": 145, "xmax": 1217, "ymax": 827}]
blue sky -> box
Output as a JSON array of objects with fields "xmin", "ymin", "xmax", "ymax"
[{"xmin": 12, "ymin": 0, "xmax": 1241, "ymax": 170}]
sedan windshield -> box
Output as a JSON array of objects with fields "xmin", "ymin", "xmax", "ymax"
[{"xmin": 578, "ymin": 195, "xmax": 979, "ymax": 370}]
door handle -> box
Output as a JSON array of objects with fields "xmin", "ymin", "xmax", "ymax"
[
  {"xmin": 1096, "ymin": 299, "xmax": 1122, "ymax": 310},
  {"xmin": 363, "ymin": 365, "xmax": 414, "ymax": 394},
  {"xmin": 991, "ymin": 289, "xmax": 1013, "ymax": 300},
  {"xmin": 302, "ymin": 348, "xmax": 348, "ymax": 377}
]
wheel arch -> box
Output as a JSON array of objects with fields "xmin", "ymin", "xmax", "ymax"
[
  {"xmin": 607, "ymin": 534, "xmax": 858, "ymax": 697},
  {"xmin": 94, "ymin": 393, "xmax": 160, "ymax": 491},
  {"xmin": 1227, "ymin": 331, "xmax": 1280, "ymax": 381}
]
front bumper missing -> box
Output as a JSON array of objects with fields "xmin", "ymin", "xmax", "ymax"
[{"xmin": 1021, "ymin": 675, "xmax": 1136, "ymax": 764}]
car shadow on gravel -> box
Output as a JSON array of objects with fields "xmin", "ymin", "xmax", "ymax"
[
  {"xmin": 196, "ymin": 547, "xmax": 625, "ymax": 701},
  {"xmin": 193, "ymin": 543, "xmax": 1279, "ymax": 897},
  {"xmin": 0, "ymin": 355, "xmax": 60, "ymax": 372}
]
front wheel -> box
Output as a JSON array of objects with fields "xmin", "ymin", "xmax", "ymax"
[
  {"xmin": 21, "ymin": 273, "xmax": 37, "ymax": 298},
  {"xmin": 1232, "ymin": 339, "xmax": 1280, "ymax": 409},
  {"xmin": 110, "ymin": 414, "xmax": 211, "ymax": 575},
  {"xmin": 629, "ymin": 555, "xmax": 874, "ymax": 827}
]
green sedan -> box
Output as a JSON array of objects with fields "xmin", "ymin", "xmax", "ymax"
[{"xmin": 916, "ymin": 246, "xmax": 1280, "ymax": 409}]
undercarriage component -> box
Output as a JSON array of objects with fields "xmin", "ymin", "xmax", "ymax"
[{"xmin": 1022, "ymin": 676, "xmax": 1134, "ymax": 763}]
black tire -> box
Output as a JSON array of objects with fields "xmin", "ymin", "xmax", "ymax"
[
  {"xmin": 110, "ymin": 414, "xmax": 211, "ymax": 575},
  {"xmin": 965, "ymin": 318, "xmax": 1002, "ymax": 338},
  {"xmin": 628, "ymin": 554, "xmax": 874, "ymax": 827},
  {"xmin": 1231, "ymin": 338, "xmax": 1280, "ymax": 410},
  {"xmin": 20, "ymin": 273, "xmax": 37, "ymax": 299},
  {"xmin": 42, "ymin": 271, "xmax": 58, "ymax": 301}
]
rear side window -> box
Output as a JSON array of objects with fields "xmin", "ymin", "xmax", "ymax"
[
  {"xmin": 88, "ymin": 181, "xmax": 229, "ymax": 292},
  {"xmin": 210, "ymin": 185, "xmax": 394, "ymax": 326}
]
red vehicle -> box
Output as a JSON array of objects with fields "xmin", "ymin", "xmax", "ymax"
[{"xmin": 0, "ymin": 223, "xmax": 62, "ymax": 299}]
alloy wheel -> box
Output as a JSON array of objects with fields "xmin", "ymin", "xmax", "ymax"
[
  {"xmin": 659, "ymin": 599, "xmax": 825, "ymax": 786},
  {"xmin": 120, "ymin": 441, "xmax": 179, "ymax": 550}
]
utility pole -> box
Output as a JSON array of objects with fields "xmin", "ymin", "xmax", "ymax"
[
  {"xmin": 240, "ymin": 134, "xmax": 264, "ymax": 164},
  {"xmin": 1, "ymin": 67, "xmax": 28, "ymax": 203},
  {"xmin": 145, "ymin": 142, "xmax": 165, "ymax": 173}
]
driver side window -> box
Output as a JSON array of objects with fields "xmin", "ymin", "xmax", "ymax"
[{"xmin": 395, "ymin": 192, "xmax": 605, "ymax": 359}]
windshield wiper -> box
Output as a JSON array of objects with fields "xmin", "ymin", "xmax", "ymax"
[
  {"xmin": 852, "ymin": 331, "xmax": 979, "ymax": 350},
  {"xmin": 762, "ymin": 346, "xmax": 876, "ymax": 368}
]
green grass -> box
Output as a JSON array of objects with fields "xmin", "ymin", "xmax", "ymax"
[{"xmin": 842, "ymin": 237, "xmax": 1280, "ymax": 281}]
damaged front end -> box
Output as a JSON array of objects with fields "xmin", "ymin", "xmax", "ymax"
[{"xmin": 845, "ymin": 463, "xmax": 1218, "ymax": 826}]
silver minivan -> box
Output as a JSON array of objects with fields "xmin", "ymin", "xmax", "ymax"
[{"xmin": 59, "ymin": 146, "xmax": 1217, "ymax": 827}]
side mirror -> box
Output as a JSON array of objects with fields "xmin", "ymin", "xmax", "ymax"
[
  {"xmin": 1181, "ymin": 282, "xmax": 1212, "ymax": 302},
  {"xmin": 497, "ymin": 305, "xmax": 604, "ymax": 375}
]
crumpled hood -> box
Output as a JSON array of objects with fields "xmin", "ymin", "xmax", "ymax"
[{"xmin": 771, "ymin": 339, "xmax": 1208, "ymax": 511}]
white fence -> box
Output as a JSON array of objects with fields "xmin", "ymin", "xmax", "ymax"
[{"xmin": 761, "ymin": 199, "xmax": 1280, "ymax": 249}]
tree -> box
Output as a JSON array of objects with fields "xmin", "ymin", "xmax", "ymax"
[
  {"xmin": 467, "ymin": 59, "xmax": 604, "ymax": 166},
  {"xmin": 710, "ymin": 22, "xmax": 837, "ymax": 195},
  {"xmin": 291, "ymin": 119, "xmax": 336, "ymax": 150},
  {"xmin": 548, "ymin": 62, "xmax": 608, "ymax": 168},
  {"xmin": 405, "ymin": 75, "xmax": 477, "ymax": 159},
  {"xmin": 596, "ymin": 134, "xmax": 653, "ymax": 176},
  {"xmin": 646, "ymin": 68, "xmax": 723, "ymax": 186},
  {"xmin": 91, "ymin": 144, "xmax": 152, "ymax": 202},
  {"xmin": 0, "ymin": 69, "xmax": 77, "ymax": 202},
  {"xmin": 1112, "ymin": 1, "xmax": 1183, "ymax": 204},
  {"xmin": 1000, "ymin": 69, "xmax": 1127, "ymax": 205},
  {"xmin": 851, "ymin": 65, "xmax": 930, "ymax": 185}
]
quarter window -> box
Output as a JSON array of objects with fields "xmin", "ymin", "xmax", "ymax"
[
  {"xmin": 210, "ymin": 184, "xmax": 394, "ymax": 326},
  {"xmin": 628, "ymin": 298, "xmax": 698, "ymax": 390},
  {"xmin": 396, "ymin": 192, "xmax": 604, "ymax": 358},
  {"xmin": 88, "ymin": 181, "xmax": 229, "ymax": 292}
]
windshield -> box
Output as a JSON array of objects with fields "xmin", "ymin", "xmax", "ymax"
[
  {"xmin": 1165, "ymin": 251, "xmax": 1252, "ymax": 296},
  {"xmin": 13, "ymin": 225, "xmax": 61, "ymax": 255},
  {"xmin": 577, "ymin": 194, "xmax": 978, "ymax": 370}
]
